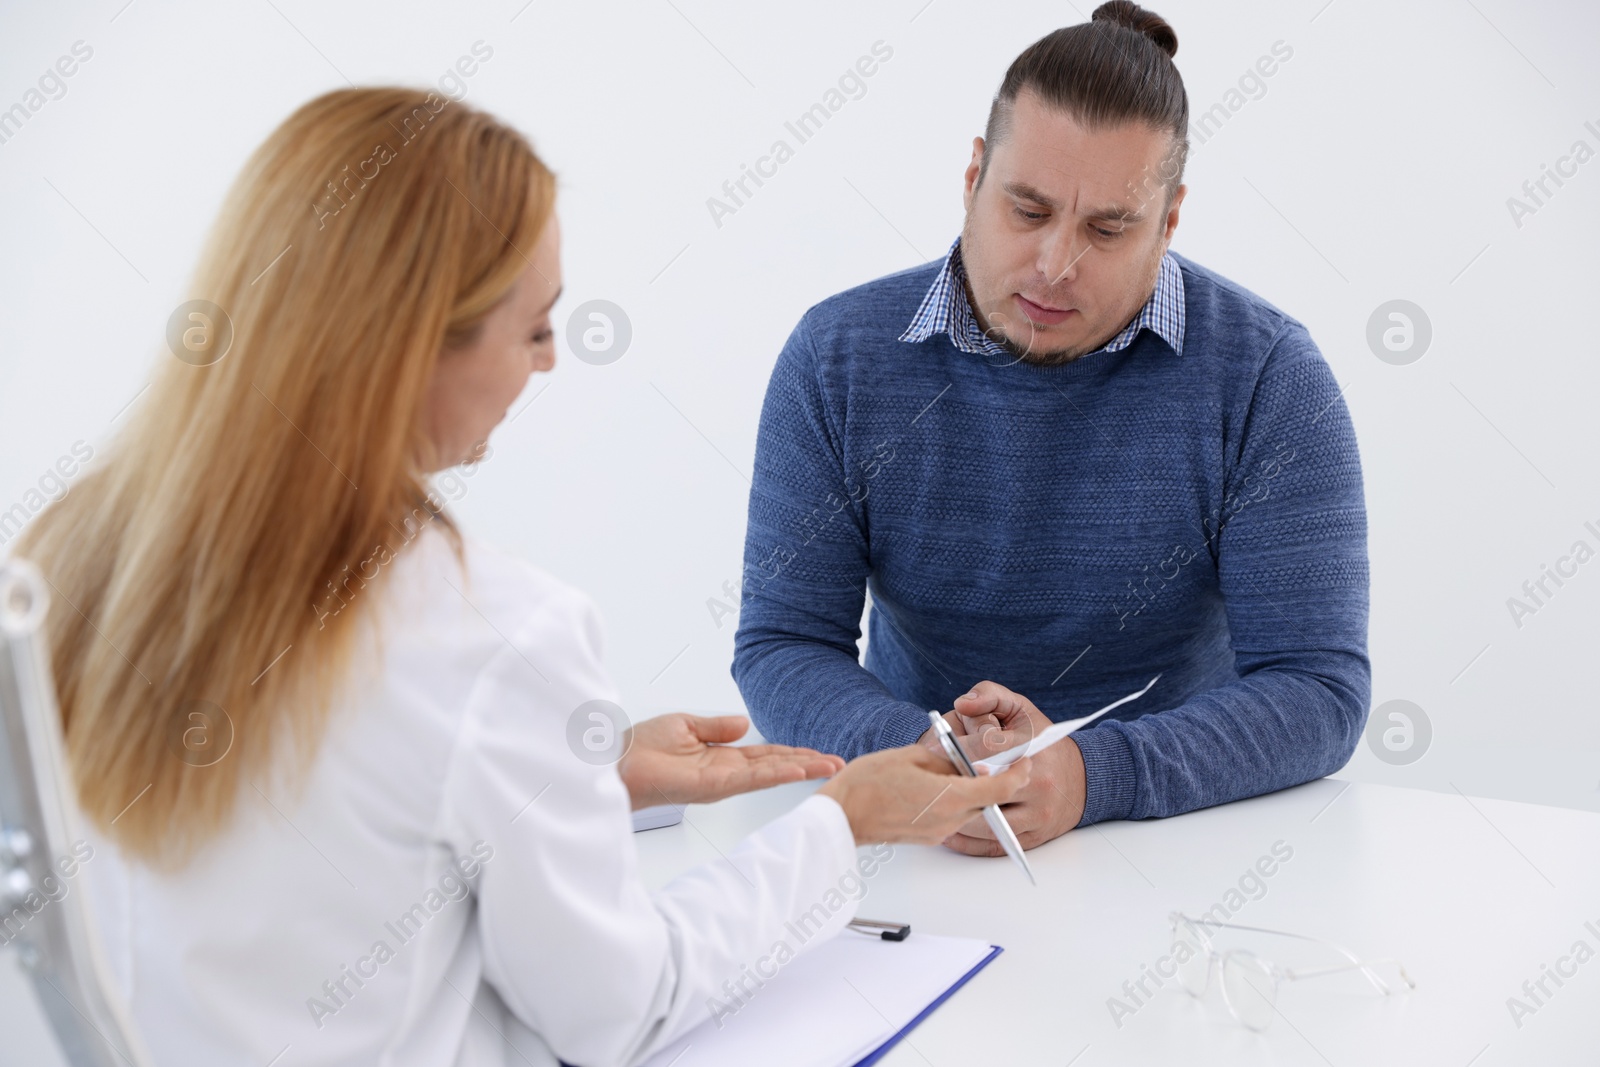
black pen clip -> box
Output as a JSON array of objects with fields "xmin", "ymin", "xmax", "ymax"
[{"xmin": 848, "ymin": 918, "xmax": 911, "ymax": 941}]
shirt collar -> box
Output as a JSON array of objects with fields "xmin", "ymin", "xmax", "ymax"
[{"xmin": 899, "ymin": 237, "xmax": 1185, "ymax": 360}]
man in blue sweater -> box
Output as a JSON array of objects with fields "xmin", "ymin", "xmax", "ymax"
[{"xmin": 733, "ymin": 6, "xmax": 1369, "ymax": 855}]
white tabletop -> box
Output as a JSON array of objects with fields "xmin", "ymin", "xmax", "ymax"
[{"xmin": 634, "ymin": 777, "xmax": 1600, "ymax": 1067}]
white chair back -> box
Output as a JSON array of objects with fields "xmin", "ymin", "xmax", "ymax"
[{"xmin": 0, "ymin": 559, "xmax": 154, "ymax": 1067}]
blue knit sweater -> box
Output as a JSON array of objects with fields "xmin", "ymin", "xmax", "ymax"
[{"xmin": 731, "ymin": 249, "xmax": 1370, "ymax": 826}]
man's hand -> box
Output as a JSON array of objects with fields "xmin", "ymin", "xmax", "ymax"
[
  {"xmin": 616, "ymin": 713, "xmax": 844, "ymax": 811},
  {"xmin": 917, "ymin": 680, "xmax": 1087, "ymax": 854}
]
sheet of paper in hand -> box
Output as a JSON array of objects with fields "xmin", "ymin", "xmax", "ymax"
[{"xmin": 973, "ymin": 674, "xmax": 1162, "ymax": 772}]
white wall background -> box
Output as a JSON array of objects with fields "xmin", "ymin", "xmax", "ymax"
[{"xmin": 2, "ymin": 0, "xmax": 1597, "ymax": 1060}]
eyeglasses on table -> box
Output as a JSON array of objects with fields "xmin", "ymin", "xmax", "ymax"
[{"xmin": 1168, "ymin": 911, "xmax": 1416, "ymax": 1032}]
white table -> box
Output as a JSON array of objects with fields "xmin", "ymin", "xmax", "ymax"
[{"xmin": 634, "ymin": 777, "xmax": 1600, "ymax": 1066}]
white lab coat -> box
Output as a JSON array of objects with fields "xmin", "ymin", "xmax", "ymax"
[{"xmin": 79, "ymin": 522, "xmax": 861, "ymax": 1066}]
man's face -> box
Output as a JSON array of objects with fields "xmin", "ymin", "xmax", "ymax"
[{"xmin": 960, "ymin": 89, "xmax": 1186, "ymax": 364}]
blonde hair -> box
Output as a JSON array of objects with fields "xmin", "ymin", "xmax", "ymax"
[{"xmin": 12, "ymin": 87, "xmax": 556, "ymax": 866}]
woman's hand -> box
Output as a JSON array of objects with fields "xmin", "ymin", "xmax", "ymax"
[
  {"xmin": 818, "ymin": 744, "xmax": 1033, "ymax": 846},
  {"xmin": 616, "ymin": 713, "xmax": 845, "ymax": 810}
]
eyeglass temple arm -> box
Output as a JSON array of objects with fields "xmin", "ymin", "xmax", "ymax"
[
  {"xmin": 1174, "ymin": 914, "xmax": 1411, "ymax": 995},
  {"xmin": 1280, "ymin": 957, "xmax": 1416, "ymax": 994}
]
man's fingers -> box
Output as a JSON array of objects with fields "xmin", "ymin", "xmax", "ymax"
[
  {"xmin": 955, "ymin": 683, "xmax": 1044, "ymax": 756},
  {"xmin": 958, "ymin": 719, "xmax": 1021, "ymax": 758},
  {"xmin": 926, "ymin": 712, "xmax": 1015, "ymax": 762},
  {"xmin": 931, "ymin": 722, "xmax": 1016, "ymax": 763},
  {"xmin": 956, "ymin": 711, "xmax": 1001, "ymax": 735},
  {"xmin": 953, "ymin": 680, "xmax": 1011, "ymax": 718},
  {"xmin": 954, "ymin": 680, "xmax": 1035, "ymax": 728},
  {"xmin": 951, "ymin": 692, "xmax": 995, "ymax": 722},
  {"xmin": 955, "ymin": 811, "xmax": 992, "ymax": 839}
]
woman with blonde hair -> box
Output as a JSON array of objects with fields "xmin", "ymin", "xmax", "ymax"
[{"xmin": 9, "ymin": 87, "xmax": 1029, "ymax": 1066}]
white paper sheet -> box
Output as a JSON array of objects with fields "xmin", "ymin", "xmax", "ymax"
[
  {"xmin": 639, "ymin": 930, "xmax": 997, "ymax": 1067},
  {"xmin": 973, "ymin": 674, "xmax": 1162, "ymax": 772}
]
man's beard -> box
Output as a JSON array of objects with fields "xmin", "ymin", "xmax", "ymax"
[
  {"xmin": 972, "ymin": 303, "xmax": 1090, "ymax": 366},
  {"xmin": 968, "ymin": 253, "xmax": 1163, "ymax": 367},
  {"xmin": 991, "ymin": 327, "xmax": 1090, "ymax": 366}
]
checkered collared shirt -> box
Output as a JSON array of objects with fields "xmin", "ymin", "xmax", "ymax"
[{"xmin": 898, "ymin": 237, "xmax": 1186, "ymax": 359}]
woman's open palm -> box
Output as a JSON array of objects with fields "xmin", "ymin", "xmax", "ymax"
[{"xmin": 617, "ymin": 713, "xmax": 845, "ymax": 809}]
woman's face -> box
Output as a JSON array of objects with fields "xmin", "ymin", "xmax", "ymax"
[{"xmin": 421, "ymin": 214, "xmax": 562, "ymax": 471}]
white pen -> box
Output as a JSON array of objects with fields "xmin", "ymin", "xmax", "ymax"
[{"xmin": 926, "ymin": 709, "xmax": 1036, "ymax": 886}]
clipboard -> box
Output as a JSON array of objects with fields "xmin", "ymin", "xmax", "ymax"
[
  {"xmin": 631, "ymin": 803, "xmax": 685, "ymax": 832},
  {"xmin": 637, "ymin": 931, "xmax": 1003, "ymax": 1067},
  {"xmin": 850, "ymin": 943, "xmax": 1003, "ymax": 1066}
]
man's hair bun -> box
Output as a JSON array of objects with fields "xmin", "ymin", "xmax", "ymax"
[
  {"xmin": 1091, "ymin": 1, "xmax": 1179, "ymax": 58},
  {"xmin": 981, "ymin": 0, "xmax": 1190, "ymax": 199}
]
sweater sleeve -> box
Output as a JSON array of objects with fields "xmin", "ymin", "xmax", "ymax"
[
  {"xmin": 1071, "ymin": 320, "xmax": 1371, "ymax": 825},
  {"xmin": 732, "ymin": 314, "xmax": 934, "ymax": 759},
  {"xmin": 441, "ymin": 585, "xmax": 863, "ymax": 1067}
]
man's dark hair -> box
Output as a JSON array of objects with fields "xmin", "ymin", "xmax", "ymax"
[{"xmin": 979, "ymin": 2, "xmax": 1189, "ymax": 209}]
